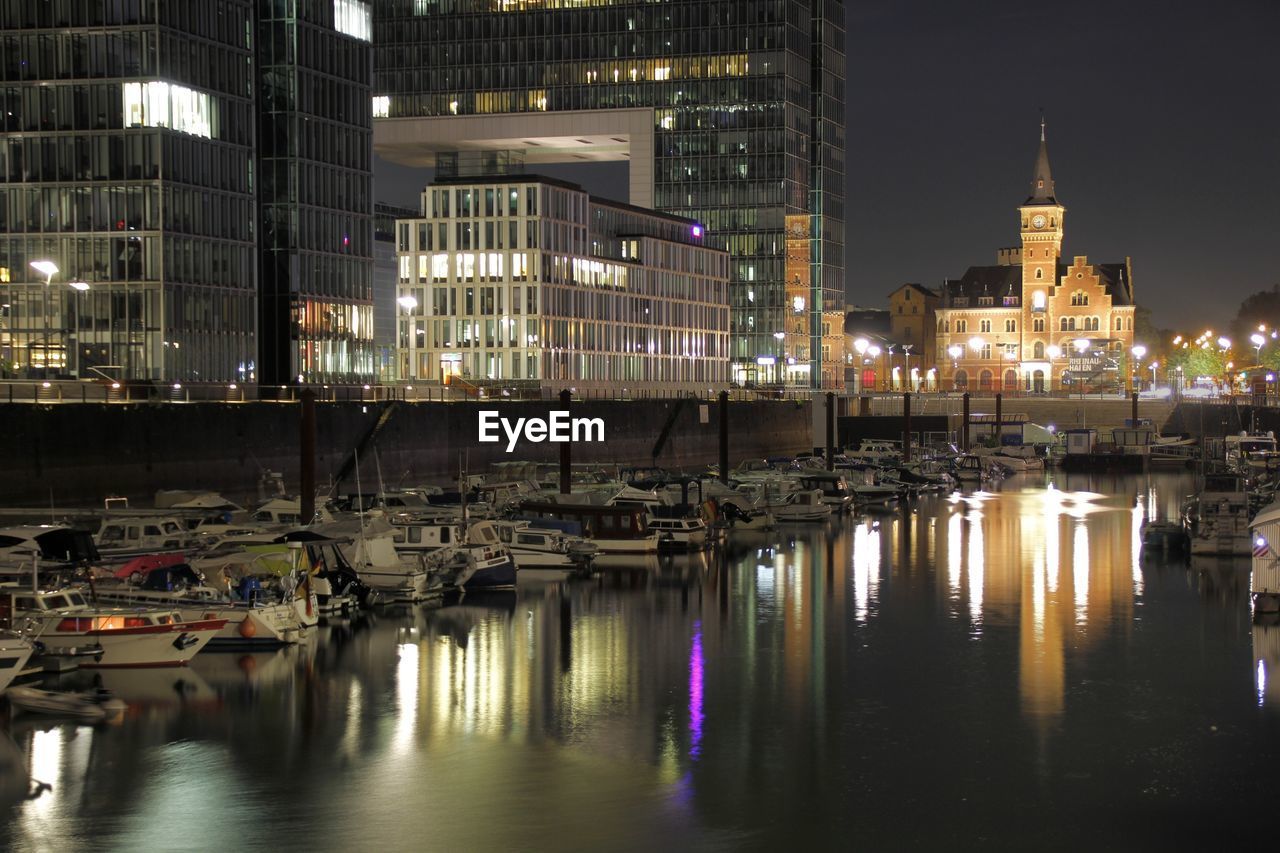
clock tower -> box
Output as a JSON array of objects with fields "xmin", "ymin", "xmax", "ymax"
[{"xmin": 1019, "ymin": 118, "xmax": 1065, "ymax": 291}]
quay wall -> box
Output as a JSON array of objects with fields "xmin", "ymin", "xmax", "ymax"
[
  {"xmin": 1164, "ymin": 401, "xmax": 1280, "ymax": 438},
  {"xmin": 3, "ymin": 399, "xmax": 813, "ymax": 506}
]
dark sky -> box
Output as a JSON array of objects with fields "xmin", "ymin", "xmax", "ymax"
[{"xmin": 375, "ymin": 0, "xmax": 1280, "ymax": 331}]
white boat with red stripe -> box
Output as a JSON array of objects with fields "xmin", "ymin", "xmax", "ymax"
[{"xmin": 3, "ymin": 588, "xmax": 225, "ymax": 668}]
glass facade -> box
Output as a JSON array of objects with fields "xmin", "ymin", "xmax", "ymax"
[
  {"xmin": 0, "ymin": 0, "xmax": 256, "ymax": 381},
  {"xmin": 0, "ymin": 0, "xmax": 376, "ymax": 384},
  {"xmin": 396, "ymin": 176, "xmax": 729, "ymax": 391},
  {"xmin": 372, "ymin": 0, "xmax": 844, "ymax": 388},
  {"xmin": 257, "ymin": 0, "xmax": 375, "ymax": 384}
]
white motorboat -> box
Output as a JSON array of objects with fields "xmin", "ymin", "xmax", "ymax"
[
  {"xmin": 648, "ymin": 515, "xmax": 710, "ymax": 551},
  {"xmin": 795, "ymin": 472, "xmax": 855, "ymax": 512},
  {"xmin": 6, "ymin": 685, "xmax": 126, "ymax": 722},
  {"xmin": 91, "ymin": 560, "xmax": 308, "ymax": 648},
  {"xmin": 773, "ymin": 489, "xmax": 833, "ymax": 522},
  {"xmin": 1187, "ymin": 473, "xmax": 1253, "ymax": 556},
  {"xmin": 7, "ymin": 587, "xmax": 225, "ymax": 667},
  {"xmin": 0, "ymin": 632, "xmax": 34, "ymax": 694},
  {"xmin": 492, "ymin": 521, "xmax": 598, "ymax": 568},
  {"xmin": 95, "ymin": 516, "xmax": 198, "ymax": 558}
]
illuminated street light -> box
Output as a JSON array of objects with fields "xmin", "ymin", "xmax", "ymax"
[
  {"xmin": 968, "ymin": 336, "xmax": 985, "ymax": 352},
  {"xmin": 1046, "ymin": 344, "xmax": 1062, "ymax": 359},
  {"xmin": 1073, "ymin": 338, "xmax": 1091, "ymax": 353},
  {"xmin": 854, "ymin": 337, "xmax": 869, "ymax": 355}
]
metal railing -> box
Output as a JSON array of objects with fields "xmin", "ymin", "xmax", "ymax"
[{"xmin": 0, "ymin": 380, "xmax": 819, "ymax": 405}]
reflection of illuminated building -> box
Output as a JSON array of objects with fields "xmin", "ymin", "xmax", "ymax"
[{"xmin": 1253, "ymin": 619, "xmax": 1280, "ymax": 709}]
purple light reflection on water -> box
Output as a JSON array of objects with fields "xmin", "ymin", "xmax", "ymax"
[{"xmin": 689, "ymin": 620, "xmax": 704, "ymax": 759}]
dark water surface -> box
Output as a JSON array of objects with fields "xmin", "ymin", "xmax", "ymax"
[{"xmin": 2, "ymin": 472, "xmax": 1278, "ymax": 852}]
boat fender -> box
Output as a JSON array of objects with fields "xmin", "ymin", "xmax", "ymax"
[{"xmin": 239, "ymin": 617, "xmax": 257, "ymax": 638}]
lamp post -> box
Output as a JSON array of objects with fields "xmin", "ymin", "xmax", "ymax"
[
  {"xmin": 1131, "ymin": 344, "xmax": 1146, "ymax": 392},
  {"xmin": 68, "ymin": 280, "xmax": 88, "ymax": 377},
  {"xmin": 398, "ymin": 294, "xmax": 418, "ymax": 381},
  {"xmin": 854, "ymin": 337, "xmax": 868, "ymax": 392},
  {"xmin": 28, "ymin": 260, "xmax": 58, "ymax": 377},
  {"xmin": 774, "ymin": 330, "xmax": 786, "ymax": 386},
  {"xmin": 867, "ymin": 344, "xmax": 881, "ymax": 390},
  {"xmin": 903, "ymin": 343, "xmax": 914, "ymax": 390},
  {"xmin": 1149, "ymin": 360, "xmax": 1158, "ymax": 390},
  {"xmin": 885, "ymin": 344, "xmax": 896, "ymax": 390},
  {"xmin": 1251, "ymin": 332, "xmax": 1265, "ymax": 366},
  {"xmin": 1046, "ymin": 344, "xmax": 1062, "ymax": 394}
]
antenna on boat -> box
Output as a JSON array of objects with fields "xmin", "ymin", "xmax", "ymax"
[
  {"xmin": 354, "ymin": 446, "xmax": 368, "ymax": 555},
  {"xmin": 374, "ymin": 446, "xmax": 386, "ymax": 503}
]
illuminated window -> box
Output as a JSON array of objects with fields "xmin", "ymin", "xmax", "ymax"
[
  {"xmin": 373, "ymin": 96, "xmax": 390, "ymax": 118},
  {"xmin": 333, "ymin": 0, "xmax": 372, "ymax": 41},
  {"xmin": 122, "ymin": 81, "xmax": 214, "ymax": 138}
]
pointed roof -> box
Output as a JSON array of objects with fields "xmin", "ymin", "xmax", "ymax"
[{"xmin": 1025, "ymin": 117, "xmax": 1058, "ymax": 205}]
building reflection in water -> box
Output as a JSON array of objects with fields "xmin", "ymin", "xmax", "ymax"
[{"xmin": 11, "ymin": 473, "xmax": 1278, "ymax": 850}]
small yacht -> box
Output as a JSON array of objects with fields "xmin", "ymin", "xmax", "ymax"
[
  {"xmin": 517, "ymin": 498, "xmax": 661, "ymax": 554},
  {"xmin": 91, "ymin": 559, "xmax": 308, "ymax": 647},
  {"xmin": 95, "ymin": 516, "xmax": 198, "ymax": 558},
  {"xmin": 1186, "ymin": 473, "xmax": 1252, "ymax": 556},
  {"xmin": 5, "ymin": 587, "xmax": 225, "ymax": 667},
  {"xmin": 773, "ymin": 489, "xmax": 833, "ymax": 522},
  {"xmin": 796, "ymin": 472, "xmax": 854, "ymax": 512},
  {"xmin": 492, "ymin": 521, "xmax": 598, "ymax": 569},
  {"xmin": 647, "ymin": 515, "xmax": 711, "ymax": 551}
]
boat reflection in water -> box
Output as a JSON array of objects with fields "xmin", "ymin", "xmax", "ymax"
[{"xmin": 2, "ymin": 471, "xmax": 1279, "ymax": 849}]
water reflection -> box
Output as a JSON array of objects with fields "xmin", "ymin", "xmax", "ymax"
[{"xmin": 2, "ymin": 471, "xmax": 1278, "ymax": 850}]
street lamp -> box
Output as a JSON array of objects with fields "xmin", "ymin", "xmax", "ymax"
[
  {"xmin": 1251, "ymin": 332, "xmax": 1265, "ymax": 365},
  {"xmin": 1046, "ymin": 344, "xmax": 1062, "ymax": 394},
  {"xmin": 28, "ymin": 260, "xmax": 59, "ymax": 377},
  {"xmin": 947, "ymin": 344, "xmax": 963, "ymax": 391},
  {"xmin": 1149, "ymin": 360, "xmax": 1158, "ymax": 389},
  {"xmin": 398, "ymin": 294, "xmax": 418, "ymax": 381},
  {"xmin": 68, "ymin": 280, "xmax": 89, "ymax": 377},
  {"xmin": 1131, "ymin": 345, "xmax": 1147, "ymax": 392}
]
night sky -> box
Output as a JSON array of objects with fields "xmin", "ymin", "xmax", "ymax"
[{"xmin": 374, "ymin": 0, "xmax": 1280, "ymax": 332}]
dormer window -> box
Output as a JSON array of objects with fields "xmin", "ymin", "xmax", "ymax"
[{"xmin": 978, "ymin": 296, "xmax": 993, "ymax": 306}]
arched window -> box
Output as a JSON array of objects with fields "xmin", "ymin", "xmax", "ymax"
[
  {"xmin": 956, "ymin": 319, "xmax": 967, "ymax": 333},
  {"xmin": 1115, "ymin": 316, "xmax": 1123, "ymax": 331},
  {"xmin": 1127, "ymin": 317, "xmax": 1133, "ymax": 331},
  {"xmin": 1005, "ymin": 319, "xmax": 1016, "ymax": 332},
  {"xmin": 1033, "ymin": 341, "xmax": 1045, "ymax": 359},
  {"xmin": 980, "ymin": 319, "xmax": 991, "ymax": 333},
  {"xmin": 1033, "ymin": 318, "xmax": 1045, "ymax": 332},
  {"xmin": 979, "ymin": 370, "xmax": 994, "ymax": 390},
  {"xmin": 1060, "ymin": 317, "xmax": 1069, "ymax": 331},
  {"xmin": 954, "ymin": 369, "xmax": 968, "ymax": 389},
  {"xmin": 1003, "ymin": 369, "xmax": 1018, "ymax": 390},
  {"xmin": 1032, "ymin": 369, "xmax": 1045, "ymax": 393},
  {"xmin": 1071, "ymin": 291, "xmax": 1090, "ymax": 307}
]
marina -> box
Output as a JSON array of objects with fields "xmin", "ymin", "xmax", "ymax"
[{"xmin": 0, "ymin": 466, "xmax": 1277, "ymax": 848}]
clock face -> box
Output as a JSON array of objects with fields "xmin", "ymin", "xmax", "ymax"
[{"xmin": 1032, "ymin": 214, "xmax": 1047, "ymax": 229}]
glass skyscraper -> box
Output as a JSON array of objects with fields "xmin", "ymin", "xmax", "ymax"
[
  {"xmin": 372, "ymin": 0, "xmax": 844, "ymax": 388},
  {"xmin": 0, "ymin": 0, "xmax": 375, "ymax": 385},
  {"xmin": 258, "ymin": 0, "xmax": 375, "ymax": 385}
]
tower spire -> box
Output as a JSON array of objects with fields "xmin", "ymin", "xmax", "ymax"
[{"xmin": 1026, "ymin": 116, "xmax": 1056, "ymax": 204}]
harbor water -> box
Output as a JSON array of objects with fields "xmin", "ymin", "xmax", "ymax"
[{"xmin": 2, "ymin": 471, "xmax": 1278, "ymax": 851}]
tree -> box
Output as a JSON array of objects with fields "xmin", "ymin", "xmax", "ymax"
[
  {"xmin": 1230, "ymin": 285, "xmax": 1280, "ymax": 345},
  {"xmin": 1184, "ymin": 347, "xmax": 1226, "ymax": 379}
]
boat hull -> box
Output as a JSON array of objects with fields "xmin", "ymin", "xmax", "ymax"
[
  {"xmin": 35, "ymin": 618, "xmax": 226, "ymax": 667},
  {"xmin": 462, "ymin": 556, "xmax": 518, "ymax": 591},
  {"xmin": 0, "ymin": 638, "xmax": 34, "ymax": 694}
]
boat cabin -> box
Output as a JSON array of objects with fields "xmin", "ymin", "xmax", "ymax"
[
  {"xmin": 96, "ymin": 516, "xmax": 190, "ymax": 552},
  {"xmin": 0, "ymin": 526, "xmax": 100, "ymax": 564},
  {"xmin": 519, "ymin": 501, "xmax": 651, "ymax": 540}
]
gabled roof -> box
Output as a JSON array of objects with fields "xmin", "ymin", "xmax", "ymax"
[
  {"xmin": 888, "ymin": 282, "xmax": 939, "ymax": 299},
  {"xmin": 941, "ymin": 261, "xmax": 1133, "ymax": 306}
]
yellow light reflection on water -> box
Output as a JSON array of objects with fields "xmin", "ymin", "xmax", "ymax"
[{"xmin": 852, "ymin": 522, "xmax": 880, "ymax": 622}]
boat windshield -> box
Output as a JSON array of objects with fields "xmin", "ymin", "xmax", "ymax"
[{"xmin": 65, "ymin": 592, "xmax": 88, "ymax": 607}]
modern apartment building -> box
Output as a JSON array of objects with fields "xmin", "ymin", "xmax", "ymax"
[
  {"xmin": 372, "ymin": 0, "xmax": 844, "ymax": 388},
  {"xmin": 395, "ymin": 175, "xmax": 730, "ymax": 392},
  {"xmin": 0, "ymin": 0, "xmax": 374, "ymax": 384}
]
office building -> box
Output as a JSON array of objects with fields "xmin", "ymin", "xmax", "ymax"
[
  {"xmin": 372, "ymin": 0, "xmax": 844, "ymax": 388},
  {"xmin": 395, "ymin": 175, "xmax": 729, "ymax": 392},
  {"xmin": 0, "ymin": 0, "xmax": 374, "ymax": 384}
]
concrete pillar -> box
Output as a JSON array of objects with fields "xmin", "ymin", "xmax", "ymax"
[
  {"xmin": 826, "ymin": 392, "xmax": 835, "ymax": 471},
  {"xmin": 719, "ymin": 390, "xmax": 730, "ymax": 484},
  {"xmin": 903, "ymin": 393, "xmax": 912, "ymax": 463}
]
